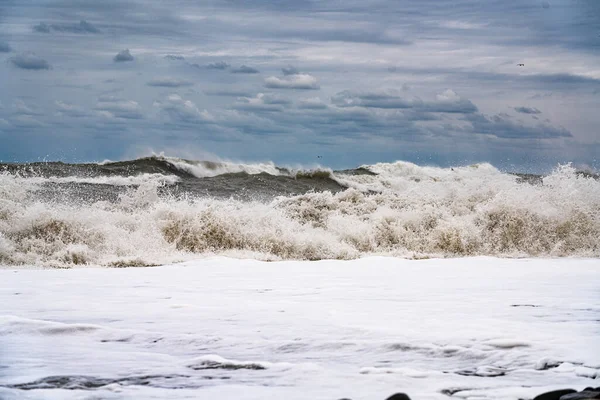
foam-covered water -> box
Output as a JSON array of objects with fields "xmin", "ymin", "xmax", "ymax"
[
  {"xmin": 0, "ymin": 157, "xmax": 598, "ymax": 267},
  {"xmin": 1, "ymin": 257, "xmax": 599, "ymax": 399}
]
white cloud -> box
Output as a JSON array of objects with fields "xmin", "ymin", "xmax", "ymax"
[
  {"xmin": 95, "ymin": 97, "xmax": 143, "ymax": 119},
  {"xmin": 14, "ymin": 100, "xmax": 42, "ymax": 116},
  {"xmin": 233, "ymin": 93, "xmax": 291, "ymax": 112},
  {"xmin": 298, "ymin": 97, "xmax": 328, "ymax": 109},
  {"xmin": 264, "ymin": 74, "xmax": 319, "ymax": 90},
  {"xmin": 55, "ymin": 101, "xmax": 88, "ymax": 117},
  {"xmin": 154, "ymin": 94, "xmax": 214, "ymax": 123}
]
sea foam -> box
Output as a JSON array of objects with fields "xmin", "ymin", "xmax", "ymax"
[{"xmin": 0, "ymin": 160, "xmax": 598, "ymax": 268}]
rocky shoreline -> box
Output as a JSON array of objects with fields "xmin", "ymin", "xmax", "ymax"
[{"xmin": 339, "ymin": 388, "xmax": 600, "ymax": 400}]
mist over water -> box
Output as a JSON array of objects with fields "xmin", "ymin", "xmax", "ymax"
[{"xmin": 1, "ymin": 156, "xmax": 598, "ymax": 268}]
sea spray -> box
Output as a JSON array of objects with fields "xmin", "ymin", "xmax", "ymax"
[{"xmin": 0, "ymin": 159, "xmax": 598, "ymax": 267}]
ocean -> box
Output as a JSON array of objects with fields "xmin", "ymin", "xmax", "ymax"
[
  {"xmin": 0, "ymin": 156, "xmax": 598, "ymax": 268},
  {"xmin": 1, "ymin": 156, "xmax": 599, "ymax": 399}
]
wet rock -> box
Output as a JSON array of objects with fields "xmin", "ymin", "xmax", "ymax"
[
  {"xmin": 4, "ymin": 374, "xmax": 190, "ymax": 390},
  {"xmin": 455, "ymin": 366, "xmax": 506, "ymax": 377},
  {"xmin": 511, "ymin": 304, "xmax": 540, "ymax": 308},
  {"xmin": 533, "ymin": 389, "xmax": 577, "ymax": 400},
  {"xmin": 441, "ymin": 388, "xmax": 468, "ymax": 396},
  {"xmin": 385, "ymin": 394, "xmax": 412, "ymax": 400},
  {"xmin": 559, "ymin": 391, "xmax": 600, "ymax": 400}
]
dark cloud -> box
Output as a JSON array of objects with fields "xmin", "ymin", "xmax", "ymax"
[
  {"xmin": 274, "ymin": 26, "xmax": 412, "ymax": 45},
  {"xmin": 264, "ymin": 73, "xmax": 320, "ymax": 90},
  {"xmin": 332, "ymin": 91, "xmax": 411, "ymax": 109},
  {"xmin": 331, "ymin": 90, "xmax": 478, "ymax": 114},
  {"xmin": 33, "ymin": 20, "xmax": 100, "ymax": 34},
  {"xmin": 1, "ymin": 0, "xmax": 598, "ymax": 170},
  {"xmin": 231, "ymin": 65, "xmax": 260, "ymax": 74},
  {"xmin": 465, "ymin": 113, "xmax": 572, "ymax": 139},
  {"xmin": 514, "ymin": 106, "xmax": 542, "ymax": 115},
  {"xmin": 113, "ymin": 49, "xmax": 134, "ymax": 62},
  {"xmin": 10, "ymin": 115, "xmax": 44, "ymax": 128},
  {"xmin": 0, "ymin": 41, "xmax": 11, "ymax": 52},
  {"xmin": 282, "ymin": 65, "xmax": 300, "ymax": 76},
  {"xmin": 9, "ymin": 53, "xmax": 51, "ymax": 70},
  {"xmin": 524, "ymin": 73, "xmax": 600, "ymax": 85},
  {"xmin": 95, "ymin": 96, "xmax": 143, "ymax": 119},
  {"xmin": 164, "ymin": 55, "xmax": 185, "ymax": 61},
  {"xmin": 33, "ymin": 23, "xmax": 51, "ymax": 33},
  {"xmin": 206, "ymin": 61, "xmax": 230, "ymax": 70},
  {"xmin": 387, "ymin": 66, "xmax": 600, "ymax": 90},
  {"xmin": 147, "ymin": 77, "xmax": 194, "ymax": 87},
  {"xmin": 204, "ymin": 89, "xmax": 254, "ymax": 97}
]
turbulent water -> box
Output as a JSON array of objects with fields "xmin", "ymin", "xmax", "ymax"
[{"xmin": 0, "ymin": 156, "xmax": 599, "ymax": 268}]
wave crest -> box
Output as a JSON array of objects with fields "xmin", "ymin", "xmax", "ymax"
[{"xmin": 0, "ymin": 161, "xmax": 598, "ymax": 267}]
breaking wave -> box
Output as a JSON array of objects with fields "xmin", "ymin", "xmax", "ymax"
[{"xmin": 0, "ymin": 157, "xmax": 598, "ymax": 268}]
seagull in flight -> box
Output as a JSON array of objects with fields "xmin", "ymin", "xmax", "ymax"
[{"xmin": 517, "ymin": 63, "xmax": 525, "ymax": 66}]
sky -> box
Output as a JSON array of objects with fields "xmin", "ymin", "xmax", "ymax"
[{"xmin": 0, "ymin": 0, "xmax": 599, "ymax": 172}]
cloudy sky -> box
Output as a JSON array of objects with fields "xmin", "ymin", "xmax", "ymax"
[{"xmin": 1, "ymin": 0, "xmax": 599, "ymax": 172}]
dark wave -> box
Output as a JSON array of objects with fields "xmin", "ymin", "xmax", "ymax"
[
  {"xmin": 0, "ymin": 157, "xmax": 195, "ymax": 179},
  {"xmin": 0, "ymin": 156, "xmax": 350, "ymax": 202}
]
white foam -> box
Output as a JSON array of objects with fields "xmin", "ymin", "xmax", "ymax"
[
  {"xmin": 0, "ymin": 171, "xmax": 179, "ymax": 187},
  {"xmin": 0, "ymin": 257, "xmax": 598, "ymax": 399},
  {"xmin": 160, "ymin": 155, "xmax": 282, "ymax": 178},
  {"xmin": 0, "ymin": 162, "xmax": 599, "ymax": 268}
]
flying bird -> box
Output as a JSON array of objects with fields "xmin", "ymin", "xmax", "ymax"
[{"xmin": 517, "ymin": 63, "xmax": 525, "ymax": 66}]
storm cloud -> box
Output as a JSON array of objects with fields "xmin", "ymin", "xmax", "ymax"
[
  {"xmin": 0, "ymin": 0, "xmax": 598, "ymax": 172},
  {"xmin": 514, "ymin": 106, "xmax": 542, "ymax": 115},
  {"xmin": 147, "ymin": 77, "xmax": 194, "ymax": 87},
  {"xmin": 331, "ymin": 90, "xmax": 478, "ymax": 114},
  {"xmin": 465, "ymin": 113, "xmax": 572, "ymax": 139},
  {"xmin": 231, "ymin": 65, "xmax": 260, "ymax": 74},
  {"xmin": 113, "ymin": 49, "xmax": 134, "ymax": 62},
  {"xmin": 206, "ymin": 61, "xmax": 230, "ymax": 70},
  {"xmin": 9, "ymin": 53, "xmax": 51, "ymax": 70},
  {"xmin": 33, "ymin": 20, "xmax": 100, "ymax": 34}
]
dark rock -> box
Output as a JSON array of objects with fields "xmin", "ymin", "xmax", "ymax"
[
  {"xmin": 4, "ymin": 374, "xmax": 189, "ymax": 390},
  {"xmin": 441, "ymin": 388, "xmax": 468, "ymax": 396},
  {"xmin": 535, "ymin": 360, "xmax": 563, "ymax": 370},
  {"xmin": 533, "ymin": 389, "xmax": 577, "ymax": 400},
  {"xmin": 455, "ymin": 367, "xmax": 506, "ymax": 377},
  {"xmin": 510, "ymin": 304, "xmax": 540, "ymax": 308},
  {"xmin": 560, "ymin": 391, "xmax": 600, "ymax": 400},
  {"xmin": 386, "ymin": 394, "xmax": 412, "ymax": 400}
]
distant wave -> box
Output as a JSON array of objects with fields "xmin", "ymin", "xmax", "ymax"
[{"xmin": 0, "ymin": 158, "xmax": 599, "ymax": 267}]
